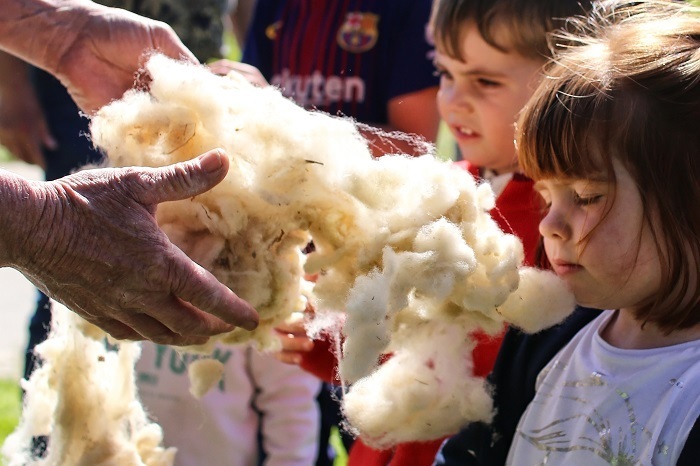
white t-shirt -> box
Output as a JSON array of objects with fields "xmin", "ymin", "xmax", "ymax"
[
  {"xmin": 136, "ymin": 342, "xmax": 321, "ymax": 466},
  {"xmin": 508, "ymin": 310, "xmax": 700, "ymax": 465}
]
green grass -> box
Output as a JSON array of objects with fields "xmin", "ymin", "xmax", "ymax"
[
  {"xmin": 0, "ymin": 378, "xmax": 21, "ymax": 452},
  {"xmin": 330, "ymin": 426, "xmax": 349, "ymax": 466},
  {"xmin": 0, "ymin": 146, "xmax": 14, "ymax": 163},
  {"xmin": 436, "ymin": 121, "xmax": 457, "ymax": 161}
]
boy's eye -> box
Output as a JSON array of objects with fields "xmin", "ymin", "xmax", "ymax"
[{"xmin": 433, "ymin": 67, "xmax": 451, "ymax": 80}]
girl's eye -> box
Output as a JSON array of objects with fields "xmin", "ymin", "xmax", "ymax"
[
  {"xmin": 574, "ymin": 192, "xmax": 603, "ymax": 206},
  {"xmin": 541, "ymin": 201, "xmax": 551, "ymax": 215},
  {"xmin": 477, "ymin": 78, "xmax": 500, "ymax": 87},
  {"xmin": 536, "ymin": 192, "xmax": 551, "ymax": 212}
]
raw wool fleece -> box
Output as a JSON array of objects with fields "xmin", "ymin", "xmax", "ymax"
[
  {"xmin": 15, "ymin": 53, "xmax": 575, "ymax": 454},
  {"xmin": 1, "ymin": 302, "xmax": 176, "ymax": 466}
]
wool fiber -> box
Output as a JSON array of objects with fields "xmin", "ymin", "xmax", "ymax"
[
  {"xmin": 7, "ymin": 54, "xmax": 578, "ymax": 461},
  {"xmin": 2, "ymin": 302, "xmax": 175, "ymax": 466},
  {"xmin": 90, "ymin": 55, "xmax": 576, "ymax": 445}
]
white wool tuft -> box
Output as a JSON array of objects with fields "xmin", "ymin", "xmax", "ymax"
[
  {"xmin": 496, "ymin": 267, "xmax": 576, "ymax": 333},
  {"xmin": 90, "ymin": 55, "xmax": 576, "ymax": 446},
  {"xmin": 2, "ymin": 301, "xmax": 175, "ymax": 466},
  {"xmin": 188, "ymin": 359, "xmax": 225, "ymax": 399},
  {"xmin": 6, "ymin": 54, "xmax": 578, "ymax": 461},
  {"xmin": 342, "ymin": 320, "xmax": 494, "ymax": 448}
]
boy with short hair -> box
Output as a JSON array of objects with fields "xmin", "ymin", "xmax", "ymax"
[{"xmin": 278, "ymin": 1, "xmax": 597, "ymax": 464}]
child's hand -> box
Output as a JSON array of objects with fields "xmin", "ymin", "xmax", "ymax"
[
  {"xmin": 273, "ymin": 311, "xmax": 315, "ymax": 365},
  {"xmin": 207, "ymin": 59, "xmax": 269, "ymax": 87}
]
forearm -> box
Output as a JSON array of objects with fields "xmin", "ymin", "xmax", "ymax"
[{"xmin": 0, "ymin": 0, "xmax": 92, "ymax": 75}]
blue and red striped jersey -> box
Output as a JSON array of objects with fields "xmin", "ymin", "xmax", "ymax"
[{"xmin": 242, "ymin": 0, "xmax": 438, "ymax": 125}]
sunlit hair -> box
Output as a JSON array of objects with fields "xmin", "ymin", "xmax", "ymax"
[
  {"xmin": 429, "ymin": 0, "xmax": 595, "ymax": 60},
  {"xmin": 517, "ymin": 0, "xmax": 700, "ymax": 332}
]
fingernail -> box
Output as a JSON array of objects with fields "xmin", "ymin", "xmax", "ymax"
[
  {"xmin": 200, "ymin": 150, "xmax": 224, "ymax": 173},
  {"xmin": 241, "ymin": 317, "xmax": 259, "ymax": 331}
]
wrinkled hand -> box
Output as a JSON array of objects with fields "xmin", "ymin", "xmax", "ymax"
[
  {"xmin": 52, "ymin": 5, "xmax": 198, "ymax": 114},
  {"xmin": 207, "ymin": 59, "xmax": 269, "ymax": 87},
  {"xmin": 0, "ymin": 76, "xmax": 56, "ymax": 168},
  {"xmin": 7, "ymin": 149, "xmax": 258, "ymax": 345}
]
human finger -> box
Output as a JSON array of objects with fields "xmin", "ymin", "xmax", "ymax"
[
  {"xmin": 88, "ymin": 314, "xmax": 210, "ymax": 346},
  {"xmin": 37, "ymin": 117, "xmax": 58, "ymax": 152},
  {"xmin": 116, "ymin": 309, "xmax": 212, "ymax": 345},
  {"xmin": 273, "ymin": 351, "xmax": 304, "ymax": 365},
  {"xmin": 9, "ymin": 137, "xmax": 45, "ymax": 168},
  {"xmin": 207, "ymin": 60, "xmax": 269, "ymax": 87},
  {"xmin": 133, "ymin": 150, "xmax": 229, "ymax": 206},
  {"xmin": 149, "ymin": 22, "xmax": 197, "ymax": 65},
  {"xmin": 274, "ymin": 328, "xmax": 314, "ymax": 353},
  {"xmin": 82, "ymin": 315, "xmax": 142, "ymax": 341},
  {"xmin": 272, "ymin": 331, "xmax": 314, "ymax": 365},
  {"xmin": 164, "ymin": 249, "xmax": 259, "ymax": 330},
  {"xmin": 21, "ymin": 137, "xmax": 47, "ymax": 169},
  {"xmin": 138, "ymin": 287, "xmax": 241, "ymax": 337},
  {"xmin": 274, "ymin": 318, "xmax": 307, "ymax": 336}
]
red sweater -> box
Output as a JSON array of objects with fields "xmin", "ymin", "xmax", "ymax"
[{"xmin": 301, "ymin": 161, "xmax": 542, "ymax": 466}]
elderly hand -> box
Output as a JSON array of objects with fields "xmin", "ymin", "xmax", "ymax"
[
  {"xmin": 50, "ymin": 4, "xmax": 198, "ymax": 114},
  {"xmin": 1, "ymin": 149, "xmax": 258, "ymax": 345}
]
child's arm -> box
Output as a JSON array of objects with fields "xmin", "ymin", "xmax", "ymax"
[{"xmin": 248, "ymin": 349, "xmax": 322, "ymax": 466}]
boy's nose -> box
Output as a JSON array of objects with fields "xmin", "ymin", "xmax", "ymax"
[{"xmin": 440, "ymin": 85, "xmax": 474, "ymax": 112}]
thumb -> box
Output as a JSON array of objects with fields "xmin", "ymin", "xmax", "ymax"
[
  {"xmin": 136, "ymin": 149, "xmax": 230, "ymax": 205},
  {"xmin": 153, "ymin": 27, "xmax": 198, "ymax": 65}
]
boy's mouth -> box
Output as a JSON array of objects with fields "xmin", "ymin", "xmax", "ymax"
[{"xmin": 452, "ymin": 125, "xmax": 479, "ymax": 139}]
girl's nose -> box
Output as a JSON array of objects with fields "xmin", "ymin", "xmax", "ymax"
[{"xmin": 539, "ymin": 206, "xmax": 570, "ymax": 241}]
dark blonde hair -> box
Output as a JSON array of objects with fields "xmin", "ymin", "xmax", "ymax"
[
  {"xmin": 429, "ymin": 0, "xmax": 595, "ymax": 60},
  {"xmin": 518, "ymin": 0, "xmax": 700, "ymax": 332}
]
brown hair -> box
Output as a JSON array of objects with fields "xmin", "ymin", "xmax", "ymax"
[
  {"xmin": 429, "ymin": 0, "xmax": 595, "ymax": 60},
  {"xmin": 517, "ymin": 0, "xmax": 700, "ymax": 332}
]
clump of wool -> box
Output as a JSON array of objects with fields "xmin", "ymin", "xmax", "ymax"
[
  {"xmin": 12, "ymin": 54, "xmax": 577, "ymax": 453},
  {"xmin": 1, "ymin": 302, "xmax": 175, "ymax": 466}
]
